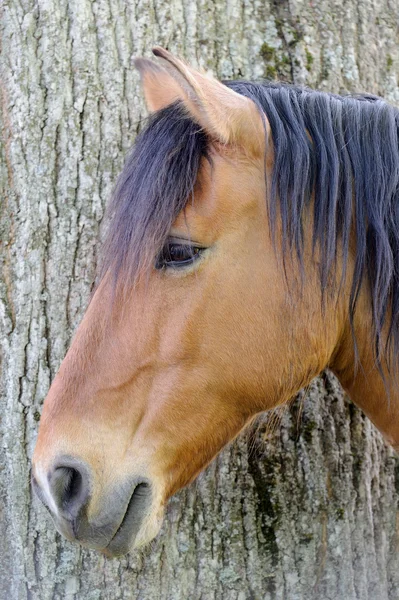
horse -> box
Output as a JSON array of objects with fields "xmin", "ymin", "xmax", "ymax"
[{"xmin": 32, "ymin": 47, "xmax": 399, "ymax": 557}]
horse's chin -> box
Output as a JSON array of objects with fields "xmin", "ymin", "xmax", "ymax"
[{"xmin": 133, "ymin": 508, "xmax": 165, "ymax": 549}]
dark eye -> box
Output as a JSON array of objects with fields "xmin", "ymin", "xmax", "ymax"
[{"xmin": 155, "ymin": 241, "xmax": 205, "ymax": 270}]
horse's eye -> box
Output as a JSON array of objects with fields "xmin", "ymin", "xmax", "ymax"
[{"xmin": 155, "ymin": 241, "xmax": 205, "ymax": 270}]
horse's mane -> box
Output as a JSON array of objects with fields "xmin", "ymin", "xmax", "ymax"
[{"xmin": 102, "ymin": 81, "xmax": 399, "ymax": 368}]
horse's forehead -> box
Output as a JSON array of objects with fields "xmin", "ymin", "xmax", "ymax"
[{"xmin": 172, "ymin": 150, "xmax": 263, "ymax": 238}]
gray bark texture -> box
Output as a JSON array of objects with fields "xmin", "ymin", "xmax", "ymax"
[{"xmin": 1, "ymin": 0, "xmax": 399, "ymax": 598}]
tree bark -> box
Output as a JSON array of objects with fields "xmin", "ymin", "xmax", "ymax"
[{"xmin": 1, "ymin": 0, "xmax": 399, "ymax": 598}]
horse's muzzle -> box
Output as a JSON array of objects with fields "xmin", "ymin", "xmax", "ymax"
[{"xmin": 32, "ymin": 456, "xmax": 152, "ymax": 556}]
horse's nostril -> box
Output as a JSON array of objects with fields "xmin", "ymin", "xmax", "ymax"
[
  {"xmin": 49, "ymin": 458, "xmax": 91, "ymax": 520},
  {"xmin": 53, "ymin": 467, "xmax": 82, "ymax": 506}
]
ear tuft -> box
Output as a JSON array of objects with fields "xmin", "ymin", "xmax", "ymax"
[{"xmin": 152, "ymin": 46, "xmax": 168, "ymax": 59}]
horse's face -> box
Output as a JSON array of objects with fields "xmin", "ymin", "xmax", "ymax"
[{"xmin": 32, "ymin": 49, "xmax": 338, "ymax": 556}]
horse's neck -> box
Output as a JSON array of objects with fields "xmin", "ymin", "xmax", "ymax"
[{"xmin": 331, "ymin": 299, "xmax": 399, "ymax": 450}]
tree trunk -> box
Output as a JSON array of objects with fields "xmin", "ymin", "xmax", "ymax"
[{"xmin": 1, "ymin": 1, "xmax": 399, "ymax": 598}]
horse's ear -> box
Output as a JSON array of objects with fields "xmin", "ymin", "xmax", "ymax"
[
  {"xmin": 134, "ymin": 58, "xmax": 183, "ymax": 113},
  {"xmin": 136, "ymin": 49, "xmax": 265, "ymax": 156}
]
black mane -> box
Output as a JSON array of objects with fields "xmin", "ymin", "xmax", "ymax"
[{"xmin": 102, "ymin": 81, "xmax": 399, "ymax": 368}]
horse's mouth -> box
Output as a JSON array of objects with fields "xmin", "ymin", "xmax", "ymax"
[{"xmin": 104, "ymin": 481, "xmax": 152, "ymax": 557}]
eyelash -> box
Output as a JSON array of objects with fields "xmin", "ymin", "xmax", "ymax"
[{"xmin": 155, "ymin": 241, "xmax": 205, "ymax": 270}]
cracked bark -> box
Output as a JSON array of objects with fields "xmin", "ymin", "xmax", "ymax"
[{"xmin": 1, "ymin": 0, "xmax": 399, "ymax": 598}]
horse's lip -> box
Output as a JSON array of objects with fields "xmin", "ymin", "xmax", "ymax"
[{"xmin": 104, "ymin": 481, "xmax": 152, "ymax": 557}]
